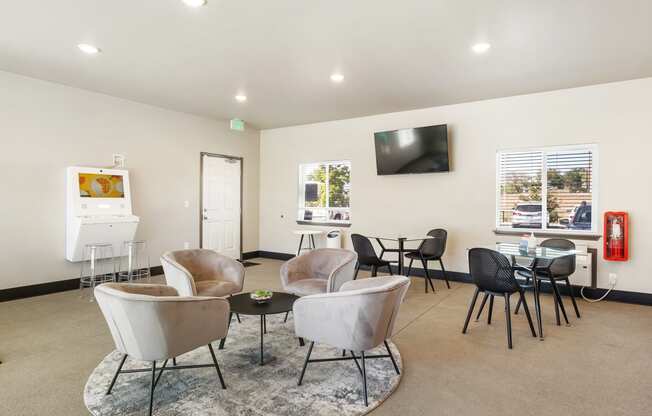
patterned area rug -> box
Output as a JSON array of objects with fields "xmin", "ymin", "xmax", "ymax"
[{"xmin": 84, "ymin": 314, "xmax": 403, "ymax": 415}]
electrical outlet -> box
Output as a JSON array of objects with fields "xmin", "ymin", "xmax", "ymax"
[
  {"xmin": 183, "ymin": 242, "xmax": 190, "ymax": 249},
  {"xmin": 609, "ymin": 273, "xmax": 618, "ymax": 286}
]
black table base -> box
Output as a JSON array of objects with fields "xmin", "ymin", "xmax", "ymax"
[{"xmin": 219, "ymin": 292, "xmax": 303, "ymax": 365}]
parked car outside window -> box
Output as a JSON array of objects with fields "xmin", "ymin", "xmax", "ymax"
[
  {"xmin": 511, "ymin": 202, "xmax": 542, "ymax": 228},
  {"xmin": 568, "ymin": 202, "xmax": 592, "ymax": 230}
]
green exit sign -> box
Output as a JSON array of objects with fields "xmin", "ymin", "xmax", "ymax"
[{"xmin": 230, "ymin": 118, "xmax": 245, "ymax": 131}]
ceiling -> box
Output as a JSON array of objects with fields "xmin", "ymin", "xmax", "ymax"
[{"xmin": 1, "ymin": 0, "xmax": 651, "ymax": 129}]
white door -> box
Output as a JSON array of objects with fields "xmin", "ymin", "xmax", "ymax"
[{"xmin": 202, "ymin": 154, "xmax": 241, "ymax": 259}]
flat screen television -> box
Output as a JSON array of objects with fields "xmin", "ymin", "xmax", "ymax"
[{"xmin": 374, "ymin": 124, "xmax": 449, "ymax": 175}]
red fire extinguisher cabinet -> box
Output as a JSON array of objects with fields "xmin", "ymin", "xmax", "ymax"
[{"xmin": 603, "ymin": 212, "xmax": 629, "ymax": 261}]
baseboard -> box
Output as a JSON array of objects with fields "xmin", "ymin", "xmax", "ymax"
[
  {"xmin": 4, "ymin": 253, "xmax": 651, "ymax": 306},
  {"xmin": 242, "ymin": 251, "xmax": 260, "ymax": 260},
  {"xmin": 574, "ymin": 287, "xmax": 652, "ymax": 306},
  {"xmin": 0, "ymin": 277, "xmax": 81, "ymax": 303},
  {"xmin": 256, "ymin": 251, "xmax": 294, "ymax": 261},
  {"xmin": 337, "ymin": 260, "xmax": 652, "ymax": 306},
  {"xmin": 401, "ymin": 264, "xmax": 652, "ymax": 306},
  {"xmin": 0, "ymin": 266, "xmax": 165, "ymax": 303}
]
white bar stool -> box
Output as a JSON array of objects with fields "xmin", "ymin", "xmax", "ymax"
[
  {"xmin": 79, "ymin": 243, "xmax": 116, "ymax": 301},
  {"xmin": 117, "ymin": 240, "xmax": 151, "ymax": 282}
]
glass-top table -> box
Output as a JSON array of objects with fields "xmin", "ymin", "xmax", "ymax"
[
  {"xmin": 471, "ymin": 242, "xmax": 577, "ymax": 340},
  {"xmin": 487, "ymin": 242, "xmax": 577, "ymax": 260}
]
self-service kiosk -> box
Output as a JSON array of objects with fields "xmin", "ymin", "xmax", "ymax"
[{"xmin": 66, "ymin": 166, "xmax": 139, "ymax": 262}]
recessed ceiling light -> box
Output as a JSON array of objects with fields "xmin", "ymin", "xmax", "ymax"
[
  {"xmin": 181, "ymin": 0, "xmax": 207, "ymax": 7},
  {"xmin": 330, "ymin": 73, "xmax": 344, "ymax": 83},
  {"xmin": 77, "ymin": 43, "xmax": 100, "ymax": 55},
  {"xmin": 472, "ymin": 43, "xmax": 491, "ymax": 54},
  {"xmin": 235, "ymin": 94, "xmax": 247, "ymax": 103}
]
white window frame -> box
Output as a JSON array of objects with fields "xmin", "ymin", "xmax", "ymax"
[
  {"xmin": 298, "ymin": 160, "xmax": 351, "ymax": 224},
  {"xmin": 495, "ymin": 144, "xmax": 599, "ymax": 235}
]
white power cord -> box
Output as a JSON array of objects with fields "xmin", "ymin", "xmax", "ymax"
[{"xmin": 580, "ymin": 283, "xmax": 616, "ymax": 303}]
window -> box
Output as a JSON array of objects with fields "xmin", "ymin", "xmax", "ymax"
[
  {"xmin": 496, "ymin": 145, "xmax": 597, "ymax": 233},
  {"xmin": 298, "ymin": 161, "xmax": 351, "ymax": 224}
]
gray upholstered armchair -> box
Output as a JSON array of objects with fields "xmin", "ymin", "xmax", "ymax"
[
  {"xmin": 280, "ymin": 248, "xmax": 358, "ymax": 296},
  {"xmin": 95, "ymin": 283, "xmax": 230, "ymax": 416},
  {"xmin": 293, "ymin": 276, "xmax": 410, "ymax": 406},
  {"xmin": 161, "ymin": 249, "xmax": 245, "ymax": 297}
]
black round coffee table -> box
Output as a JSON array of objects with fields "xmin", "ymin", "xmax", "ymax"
[{"xmin": 219, "ymin": 292, "xmax": 301, "ymax": 365}]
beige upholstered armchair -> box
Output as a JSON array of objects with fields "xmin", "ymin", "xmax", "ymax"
[
  {"xmin": 161, "ymin": 249, "xmax": 245, "ymax": 297},
  {"xmin": 95, "ymin": 283, "xmax": 230, "ymax": 416},
  {"xmin": 293, "ymin": 276, "xmax": 410, "ymax": 406},
  {"xmin": 280, "ymin": 248, "xmax": 358, "ymax": 296}
]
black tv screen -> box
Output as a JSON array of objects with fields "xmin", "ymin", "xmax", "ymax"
[{"xmin": 374, "ymin": 124, "xmax": 449, "ymax": 175}]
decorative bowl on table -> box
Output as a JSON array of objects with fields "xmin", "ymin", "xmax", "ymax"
[{"xmin": 250, "ymin": 290, "xmax": 273, "ymax": 303}]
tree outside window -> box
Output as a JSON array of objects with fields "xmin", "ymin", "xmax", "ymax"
[{"xmin": 299, "ymin": 161, "xmax": 351, "ymax": 223}]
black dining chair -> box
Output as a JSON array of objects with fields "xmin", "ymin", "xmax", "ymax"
[
  {"xmin": 350, "ymin": 234, "xmax": 393, "ymax": 279},
  {"xmin": 405, "ymin": 229, "xmax": 450, "ymax": 293},
  {"xmin": 514, "ymin": 238, "xmax": 580, "ymax": 325},
  {"xmin": 462, "ymin": 248, "xmax": 537, "ymax": 349}
]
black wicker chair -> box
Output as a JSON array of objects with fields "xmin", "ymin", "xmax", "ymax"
[
  {"xmin": 405, "ymin": 229, "xmax": 450, "ymax": 293},
  {"xmin": 514, "ymin": 238, "xmax": 580, "ymax": 325},
  {"xmin": 462, "ymin": 248, "xmax": 537, "ymax": 348},
  {"xmin": 350, "ymin": 234, "xmax": 393, "ymax": 279}
]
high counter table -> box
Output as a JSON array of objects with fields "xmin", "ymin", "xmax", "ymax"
[
  {"xmin": 369, "ymin": 236, "xmax": 434, "ymax": 276},
  {"xmin": 292, "ymin": 230, "xmax": 325, "ymax": 256}
]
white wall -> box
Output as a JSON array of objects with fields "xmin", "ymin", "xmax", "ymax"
[
  {"xmin": 0, "ymin": 71, "xmax": 260, "ymax": 290},
  {"xmin": 260, "ymin": 78, "xmax": 652, "ymax": 294}
]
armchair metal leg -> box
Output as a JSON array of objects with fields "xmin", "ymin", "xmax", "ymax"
[
  {"xmin": 462, "ymin": 287, "xmax": 480, "ymax": 333},
  {"xmin": 386, "ymin": 264, "xmax": 393, "ymax": 275},
  {"xmin": 106, "ymin": 353, "xmax": 128, "ymax": 395},
  {"xmin": 219, "ymin": 312, "xmax": 233, "ymax": 350},
  {"xmin": 349, "ymin": 351, "xmax": 363, "ymax": 375},
  {"xmin": 172, "ymin": 357, "xmax": 177, "ymax": 366},
  {"xmin": 353, "ymin": 262, "xmax": 360, "ymax": 280},
  {"xmin": 487, "ymin": 295, "xmax": 494, "ymax": 325},
  {"xmin": 149, "ymin": 361, "xmax": 157, "ymax": 416},
  {"xmin": 439, "ymin": 259, "xmax": 451, "ymax": 289},
  {"xmin": 384, "ymin": 341, "xmax": 400, "ymax": 375},
  {"xmin": 153, "ymin": 360, "xmax": 168, "ymax": 389},
  {"xmin": 504, "ymin": 294, "xmax": 513, "ymax": 349},
  {"xmin": 284, "ymin": 312, "xmax": 290, "ymax": 323},
  {"xmin": 371, "ymin": 265, "xmax": 377, "ymax": 277},
  {"xmin": 475, "ymin": 293, "xmax": 489, "ymax": 321},
  {"xmin": 406, "ymin": 259, "xmax": 414, "ymax": 277},
  {"xmin": 361, "ymin": 351, "xmax": 368, "ymax": 407},
  {"xmin": 207, "ymin": 344, "xmax": 226, "ymax": 389},
  {"xmin": 297, "ymin": 341, "xmax": 314, "ymax": 386}
]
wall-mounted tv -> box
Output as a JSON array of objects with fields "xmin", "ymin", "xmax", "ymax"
[{"xmin": 374, "ymin": 124, "xmax": 449, "ymax": 175}]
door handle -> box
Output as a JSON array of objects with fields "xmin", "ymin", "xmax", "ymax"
[{"xmin": 203, "ymin": 216, "xmax": 208, "ymax": 220}]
